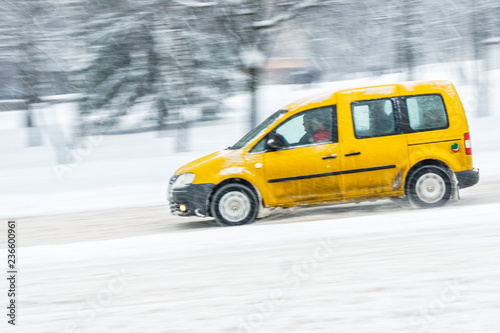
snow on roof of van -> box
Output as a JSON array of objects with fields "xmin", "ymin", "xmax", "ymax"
[
  {"xmin": 337, "ymin": 84, "xmax": 397, "ymax": 96},
  {"xmin": 395, "ymin": 80, "xmax": 453, "ymax": 91},
  {"xmin": 282, "ymin": 90, "xmax": 336, "ymax": 112},
  {"xmin": 282, "ymin": 80, "xmax": 454, "ymax": 112}
]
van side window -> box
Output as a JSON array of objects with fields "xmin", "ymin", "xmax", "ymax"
[
  {"xmin": 405, "ymin": 95, "xmax": 448, "ymax": 131},
  {"xmin": 250, "ymin": 106, "xmax": 337, "ymax": 153},
  {"xmin": 276, "ymin": 106, "xmax": 337, "ymax": 147},
  {"xmin": 351, "ymin": 99, "xmax": 396, "ymax": 138}
]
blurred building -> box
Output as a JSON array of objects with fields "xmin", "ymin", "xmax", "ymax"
[
  {"xmin": 263, "ymin": 20, "xmax": 320, "ymax": 85},
  {"xmin": 262, "ymin": 58, "xmax": 319, "ymax": 85}
]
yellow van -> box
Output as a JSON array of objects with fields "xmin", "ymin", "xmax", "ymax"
[{"xmin": 168, "ymin": 80, "xmax": 479, "ymax": 226}]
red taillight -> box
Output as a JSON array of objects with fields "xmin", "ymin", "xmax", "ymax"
[{"xmin": 464, "ymin": 133, "xmax": 472, "ymax": 155}]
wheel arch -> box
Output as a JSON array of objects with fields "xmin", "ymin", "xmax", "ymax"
[{"xmin": 404, "ymin": 159, "xmax": 454, "ymax": 195}]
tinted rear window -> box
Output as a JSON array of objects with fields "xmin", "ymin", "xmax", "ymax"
[{"xmin": 405, "ymin": 95, "xmax": 448, "ymax": 132}]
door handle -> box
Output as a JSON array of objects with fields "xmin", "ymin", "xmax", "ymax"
[
  {"xmin": 345, "ymin": 152, "xmax": 361, "ymax": 157},
  {"xmin": 322, "ymin": 154, "xmax": 337, "ymax": 160}
]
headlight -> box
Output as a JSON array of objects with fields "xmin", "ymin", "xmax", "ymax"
[{"xmin": 173, "ymin": 172, "xmax": 196, "ymax": 187}]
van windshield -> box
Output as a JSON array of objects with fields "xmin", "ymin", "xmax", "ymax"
[{"xmin": 228, "ymin": 110, "xmax": 288, "ymax": 150}]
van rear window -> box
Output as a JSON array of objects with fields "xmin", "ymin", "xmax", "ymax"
[{"xmin": 405, "ymin": 95, "xmax": 448, "ymax": 132}]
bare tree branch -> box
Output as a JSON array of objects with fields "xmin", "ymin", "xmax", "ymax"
[{"xmin": 252, "ymin": 0, "xmax": 336, "ymax": 29}]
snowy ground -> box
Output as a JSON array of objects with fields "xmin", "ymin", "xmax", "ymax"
[
  {"xmin": 1, "ymin": 76, "xmax": 500, "ymax": 332},
  {"xmin": 2, "ymin": 193, "xmax": 500, "ymax": 333}
]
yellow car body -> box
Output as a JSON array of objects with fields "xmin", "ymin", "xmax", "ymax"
[{"xmin": 168, "ymin": 80, "xmax": 479, "ymax": 226}]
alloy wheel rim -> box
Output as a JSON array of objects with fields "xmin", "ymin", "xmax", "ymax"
[
  {"xmin": 219, "ymin": 191, "xmax": 251, "ymax": 223},
  {"xmin": 415, "ymin": 173, "xmax": 446, "ymax": 204}
]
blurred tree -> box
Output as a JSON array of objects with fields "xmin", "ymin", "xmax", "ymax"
[
  {"xmin": 301, "ymin": 2, "xmax": 394, "ymax": 79},
  {"xmin": 2, "ymin": 0, "xmax": 500, "ymax": 143},
  {"xmin": 77, "ymin": 0, "xmax": 334, "ymax": 136},
  {"xmin": 469, "ymin": 0, "xmax": 500, "ymax": 117},
  {"xmin": 78, "ymin": 0, "xmax": 238, "ymax": 137},
  {"xmin": 78, "ymin": 0, "xmax": 158, "ymax": 133},
  {"xmin": 0, "ymin": 0, "xmax": 69, "ymax": 147},
  {"xmin": 207, "ymin": 0, "xmax": 336, "ymax": 130},
  {"xmin": 152, "ymin": 2, "xmax": 238, "ymax": 130}
]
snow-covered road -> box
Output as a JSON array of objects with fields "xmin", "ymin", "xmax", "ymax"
[
  {"xmin": 2, "ymin": 178, "xmax": 500, "ymax": 333},
  {"xmin": 11, "ymin": 177, "xmax": 500, "ymax": 247}
]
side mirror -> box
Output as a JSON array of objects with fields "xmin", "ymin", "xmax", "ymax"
[{"xmin": 265, "ymin": 132, "xmax": 286, "ymax": 151}]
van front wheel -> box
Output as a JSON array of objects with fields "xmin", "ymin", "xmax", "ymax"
[
  {"xmin": 211, "ymin": 183, "xmax": 259, "ymax": 226},
  {"xmin": 407, "ymin": 166, "xmax": 452, "ymax": 208}
]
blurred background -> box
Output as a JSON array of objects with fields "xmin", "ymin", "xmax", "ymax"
[
  {"xmin": 2, "ymin": 3, "xmax": 500, "ymax": 332},
  {"xmin": 1, "ymin": 0, "xmax": 500, "ymax": 132},
  {"xmin": 1, "ymin": 0, "xmax": 500, "ymax": 215}
]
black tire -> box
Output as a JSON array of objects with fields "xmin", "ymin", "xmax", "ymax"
[
  {"xmin": 406, "ymin": 165, "xmax": 453, "ymax": 208},
  {"xmin": 210, "ymin": 183, "xmax": 259, "ymax": 226}
]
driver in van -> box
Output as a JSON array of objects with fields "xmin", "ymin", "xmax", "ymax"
[{"xmin": 299, "ymin": 110, "xmax": 331, "ymax": 144}]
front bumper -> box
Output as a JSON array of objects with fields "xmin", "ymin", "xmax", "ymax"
[
  {"xmin": 168, "ymin": 179, "xmax": 215, "ymax": 217},
  {"xmin": 455, "ymin": 168, "xmax": 479, "ymax": 189}
]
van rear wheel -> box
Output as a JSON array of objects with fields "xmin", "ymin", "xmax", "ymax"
[
  {"xmin": 407, "ymin": 165, "xmax": 452, "ymax": 208},
  {"xmin": 211, "ymin": 183, "xmax": 259, "ymax": 226}
]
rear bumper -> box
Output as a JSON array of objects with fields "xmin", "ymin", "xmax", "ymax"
[{"xmin": 455, "ymin": 168, "xmax": 479, "ymax": 189}]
